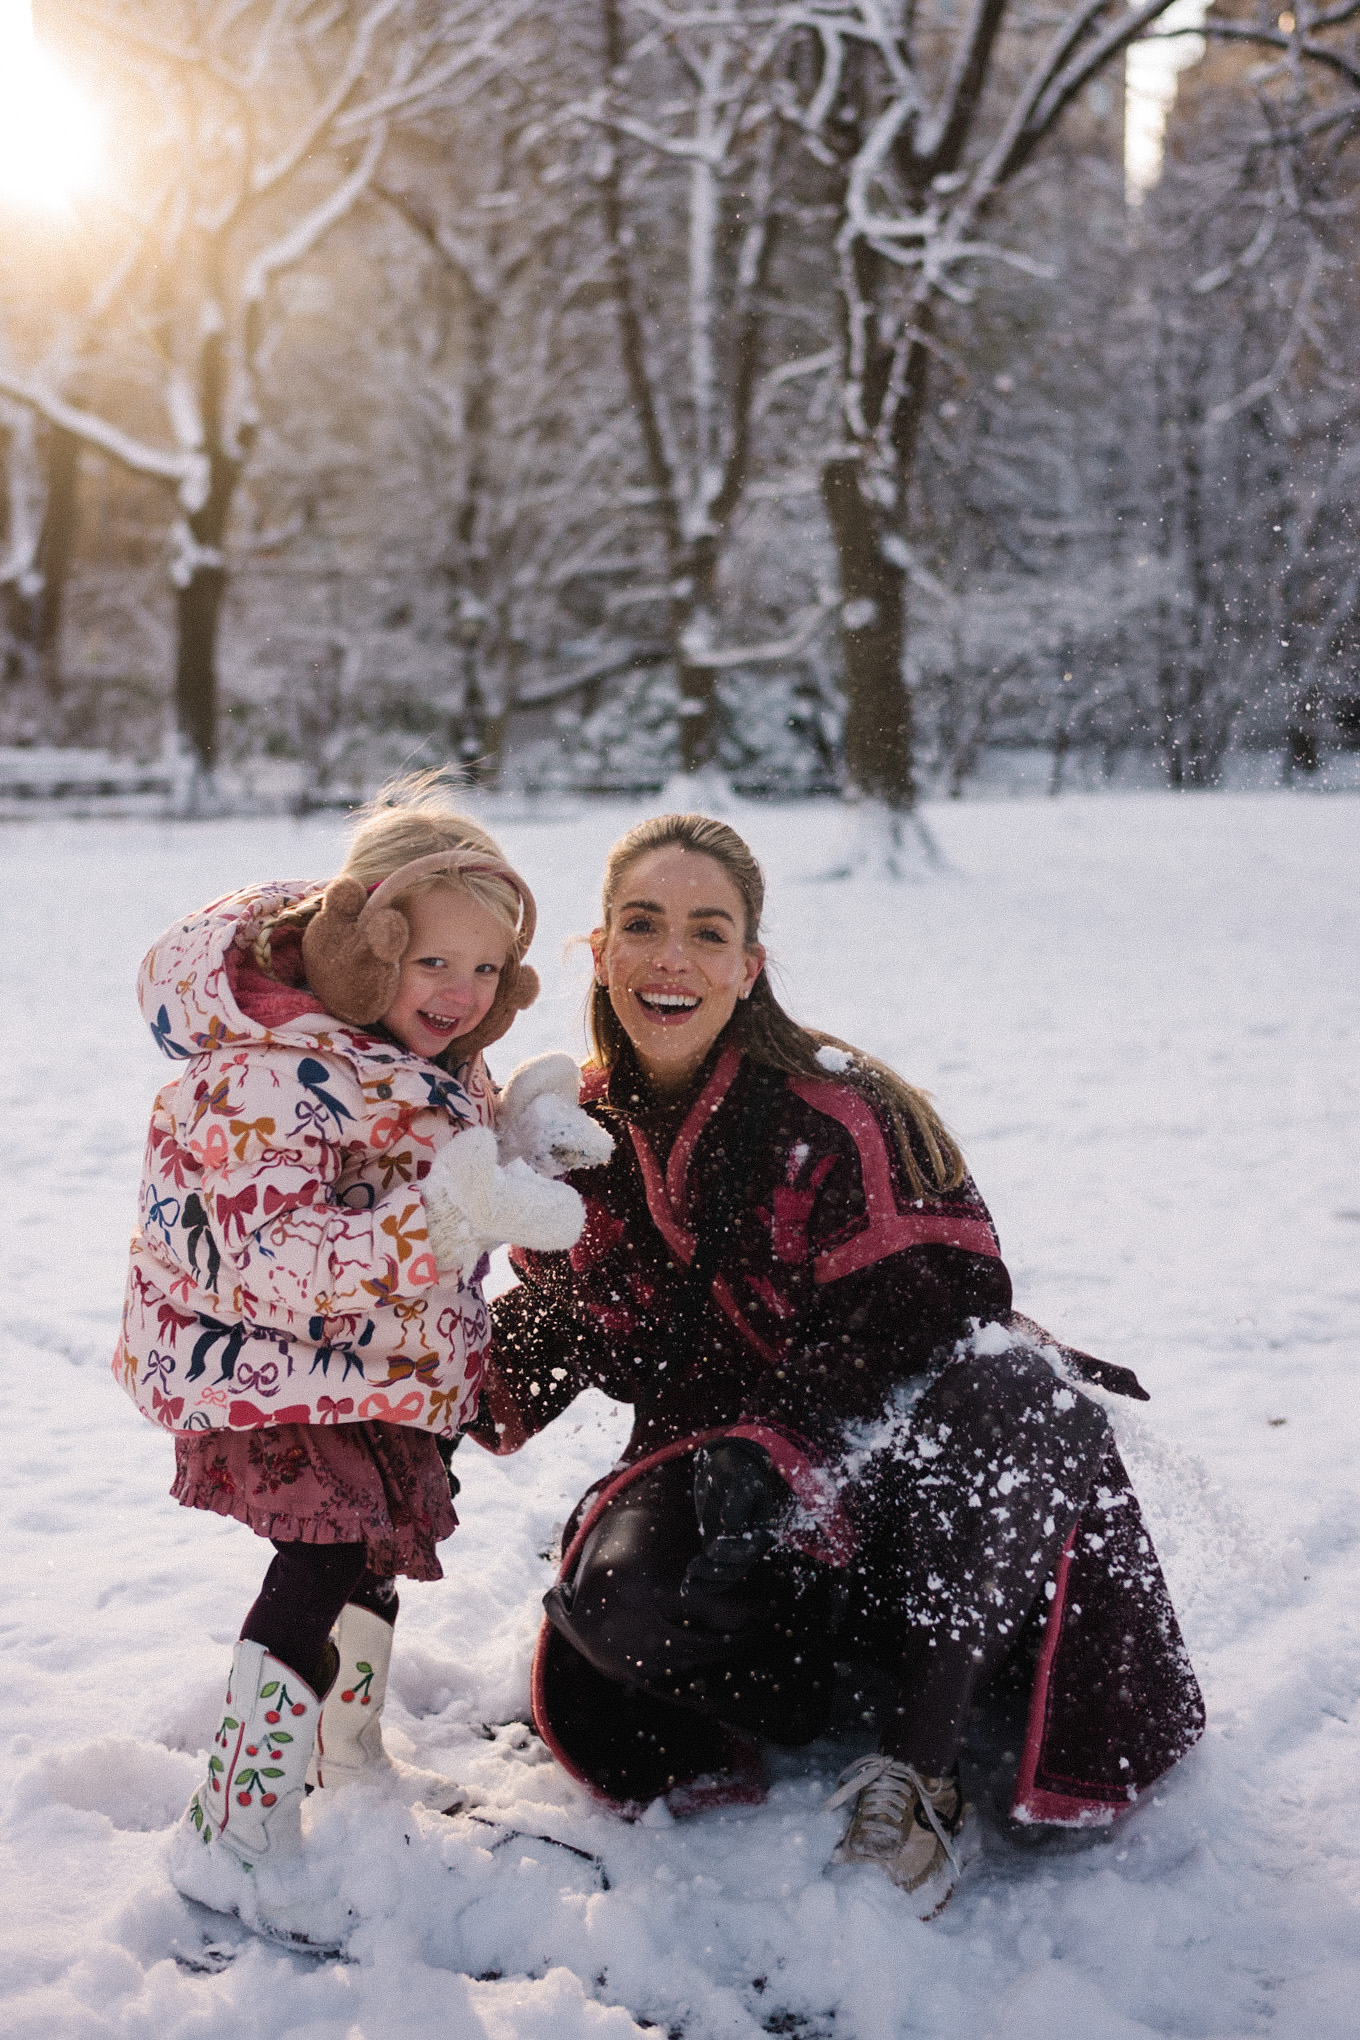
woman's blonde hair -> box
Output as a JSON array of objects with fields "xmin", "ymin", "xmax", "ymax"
[
  {"xmin": 254, "ymin": 769, "xmax": 524, "ymax": 973},
  {"xmin": 588, "ymin": 812, "xmax": 966, "ymax": 1198}
]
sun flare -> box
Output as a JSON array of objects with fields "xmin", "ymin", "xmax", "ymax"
[{"xmin": 0, "ymin": 2, "xmax": 103, "ymax": 210}]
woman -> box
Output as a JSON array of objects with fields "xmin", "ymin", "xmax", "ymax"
[{"xmin": 469, "ymin": 814, "xmax": 1203, "ymax": 1915}]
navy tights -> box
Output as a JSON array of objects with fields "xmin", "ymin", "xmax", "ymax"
[{"xmin": 240, "ymin": 1541, "xmax": 398, "ymax": 1694}]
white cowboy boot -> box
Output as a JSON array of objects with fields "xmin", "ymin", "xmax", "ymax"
[
  {"xmin": 308, "ymin": 1603, "xmax": 394, "ymax": 1789},
  {"xmin": 182, "ymin": 1639, "xmax": 323, "ymax": 1869},
  {"xmin": 307, "ymin": 1602, "xmax": 469, "ymax": 1813}
]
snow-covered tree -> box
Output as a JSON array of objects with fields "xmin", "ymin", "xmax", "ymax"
[
  {"xmin": 785, "ymin": 0, "xmax": 1360, "ymax": 825},
  {"xmin": 0, "ymin": 0, "xmax": 513, "ymax": 802},
  {"xmin": 580, "ymin": 0, "xmax": 839, "ymax": 777},
  {"xmin": 768, "ymin": 0, "xmax": 1205, "ymax": 833},
  {"xmin": 1130, "ymin": 8, "xmax": 1360, "ymax": 782},
  {"xmin": 371, "ymin": 13, "xmax": 649, "ymax": 786}
]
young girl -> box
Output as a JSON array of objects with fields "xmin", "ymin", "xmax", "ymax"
[{"xmin": 115, "ymin": 781, "xmax": 609, "ymax": 1892}]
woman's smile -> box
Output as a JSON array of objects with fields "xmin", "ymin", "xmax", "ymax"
[{"xmin": 632, "ymin": 985, "xmax": 703, "ymax": 1023}]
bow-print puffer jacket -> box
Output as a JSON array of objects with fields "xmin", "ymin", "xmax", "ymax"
[{"xmin": 113, "ymin": 881, "xmax": 494, "ymax": 1439}]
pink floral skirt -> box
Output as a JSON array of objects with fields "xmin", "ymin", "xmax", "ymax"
[{"xmin": 172, "ymin": 1422, "xmax": 457, "ymax": 1581}]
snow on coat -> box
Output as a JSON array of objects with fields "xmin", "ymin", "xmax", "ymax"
[
  {"xmin": 113, "ymin": 881, "xmax": 495, "ymax": 1439},
  {"xmin": 477, "ymin": 1047, "xmax": 1204, "ymax": 1824}
]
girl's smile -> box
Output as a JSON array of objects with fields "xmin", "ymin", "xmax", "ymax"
[{"xmin": 380, "ymin": 888, "xmax": 510, "ymax": 1060}]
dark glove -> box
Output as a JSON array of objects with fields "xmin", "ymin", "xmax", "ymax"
[
  {"xmin": 435, "ymin": 1431, "xmax": 463, "ymax": 1501},
  {"xmin": 683, "ymin": 1438, "xmax": 787, "ymax": 1595}
]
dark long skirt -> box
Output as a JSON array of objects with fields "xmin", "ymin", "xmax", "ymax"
[{"xmin": 534, "ymin": 1344, "xmax": 1204, "ymax": 1820}]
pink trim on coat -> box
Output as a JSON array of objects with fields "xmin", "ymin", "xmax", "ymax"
[
  {"xmin": 529, "ymin": 1419, "xmax": 854, "ymax": 1809},
  {"xmin": 785, "ymin": 1077, "xmax": 1001, "ymax": 1282},
  {"xmin": 626, "ymin": 1100, "xmax": 783, "ymax": 1367},
  {"xmin": 578, "ymin": 1064, "xmax": 610, "ymax": 1106},
  {"xmin": 628, "ymin": 1124, "xmax": 694, "ymax": 1266},
  {"xmin": 665, "ymin": 1047, "xmax": 742, "ymax": 1213},
  {"xmin": 1010, "ymin": 1527, "xmax": 1133, "ymax": 1827},
  {"xmin": 722, "ymin": 1422, "xmax": 857, "ymax": 1565},
  {"xmin": 710, "ymin": 1276, "xmax": 781, "ymax": 1364},
  {"xmin": 813, "ymin": 1212, "xmax": 1003, "ymax": 1282}
]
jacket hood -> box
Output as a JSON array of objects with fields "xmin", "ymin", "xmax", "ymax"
[{"xmin": 137, "ymin": 880, "xmax": 336, "ymax": 1061}]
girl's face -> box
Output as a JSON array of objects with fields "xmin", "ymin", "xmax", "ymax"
[
  {"xmin": 380, "ymin": 886, "xmax": 510, "ymax": 1060},
  {"xmin": 592, "ymin": 846, "xmax": 764, "ymax": 1102}
]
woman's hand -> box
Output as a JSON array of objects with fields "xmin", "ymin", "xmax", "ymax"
[
  {"xmin": 497, "ymin": 1052, "xmax": 614, "ymax": 1178},
  {"xmin": 422, "ymin": 1126, "xmax": 586, "ymax": 1275},
  {"xmin": 683, "ymin": 1437, "xmax": 788, "ymax": 1593}
]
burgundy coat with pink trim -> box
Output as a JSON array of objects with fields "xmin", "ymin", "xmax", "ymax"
[
  {"xmin": 479, "ymin": 1046, "xmax": 1204, "ymax": 1827},
  {"xmin": 481, "ymin": 1044, "xmax": 1010, "ymax": 1459}
]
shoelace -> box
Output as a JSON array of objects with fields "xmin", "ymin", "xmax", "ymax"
[{"xmin": 826, "ymin": 1754, "xmax": 961, "ymax": 1873}]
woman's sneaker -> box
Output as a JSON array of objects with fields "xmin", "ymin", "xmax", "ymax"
[{"xmin": 827, "ymin": 1754, "xmax": 966, "ymax": 1917}]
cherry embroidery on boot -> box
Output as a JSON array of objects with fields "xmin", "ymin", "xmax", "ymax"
[
  {"xmin": 340, "ymin": 1660, "xmax": 375, "ymax": 1706},
  {"xmin": 260, "ymin": 1678, "xmax": 309, "ymax": 1722},
  {"xmin": 232, "ymin": 1764, "xmax": 286, "ymax": 1807}
]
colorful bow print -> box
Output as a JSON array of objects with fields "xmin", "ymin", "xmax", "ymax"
[{"xmin": 356, "ymin": 1390, "xmax": 424, "ymax": 1425}]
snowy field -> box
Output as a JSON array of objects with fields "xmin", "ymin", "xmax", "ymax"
[{"xmin": 1, "ymin": 790, "xmax": 1357, "ymax": 2040}]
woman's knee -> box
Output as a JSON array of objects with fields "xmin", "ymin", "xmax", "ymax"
[{"xmin": 925, "ymin": 1345, "xmax": 1111, "ymax": 1455}]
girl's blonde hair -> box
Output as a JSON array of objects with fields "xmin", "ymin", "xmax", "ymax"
[
  {"xmin": 588, "ymin": 813, "xmax": 965, "ymax": 1198},
  {"xmin": 254, "ymin": 770, "xmax": 525, "ymax": 975}
]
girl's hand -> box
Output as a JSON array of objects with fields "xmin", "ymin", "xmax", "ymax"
[
  {"xmin": 422, "ymin": 1126, "xmax": 586, "ymax": 1275},
  {"xmin": 496, "ymin": 1053, "xmax": 614, "ymax": 1179}
]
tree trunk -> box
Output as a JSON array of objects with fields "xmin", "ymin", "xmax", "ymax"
[
  {"xmin": 174, "ymin": 561, "xmax": 228, "ymax": 772},
  {"xmin": 174, "ymin": 322, "xmax": 242, "ymax": 778},
  {"xmin": 34, "ymin": 426, "xmax": 79, "ymax": 700},
  {"xmin": 821, "ymin": 457, "xmax": 913, "ymax": 807},
  {"xmin": 821, "ymin": 266, "xmax": 930, "ymax": 811},
  {"xmin": 1179, "ymin": 375, "xmax": 1211, "ymax": 788},
  {"xmin": 449, "ymin": 660, "xmax": 511, "ymax": 785},
  {"xmin": 174, "ymin": 454, "xmax": 239, "ymax": 775},
  {"xmin": 1, "ymin": 420, "xmax": 78, "ymax": 710},
  {"xmin": 672, "ymin": 532, "xmax": 723, "ymax": 776},
  {"xmin": 1157, "ymin": 634, "xmax": 1184, "ymax": 789},
  {"xmin": 1285, "ymin": 673, "xmax": 1319, "ymax": 776},
  {"xmin": 444, "ymin": 282, "xmax": 506, "ymax": 785}
]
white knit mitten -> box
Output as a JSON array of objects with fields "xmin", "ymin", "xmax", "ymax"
[
  {"xmin": 496, "ymin": 1052, "xmax": 614, "ymax": 1179},
  {"xmin": 422, "ymin": 1126, "xmax": 586, "ymax": 1276}
]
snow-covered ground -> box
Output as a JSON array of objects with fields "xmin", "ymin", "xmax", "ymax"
[{"xmin": 1, "ymin": 790, "xmax": 1356, "ymax": 2039}]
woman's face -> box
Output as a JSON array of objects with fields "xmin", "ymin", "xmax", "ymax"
[{"xmin": 592, "ymin": 846, "xmax": 764, "ymax": 1101}]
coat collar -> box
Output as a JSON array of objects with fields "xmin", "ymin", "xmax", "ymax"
[
  {"xmin": 599, "ymin": 1039, "xmax": 736, "ymax": 1121},
  {"xmin": 608, "ymin": 1043, "xmax": 744, "ymax": 1226}
]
